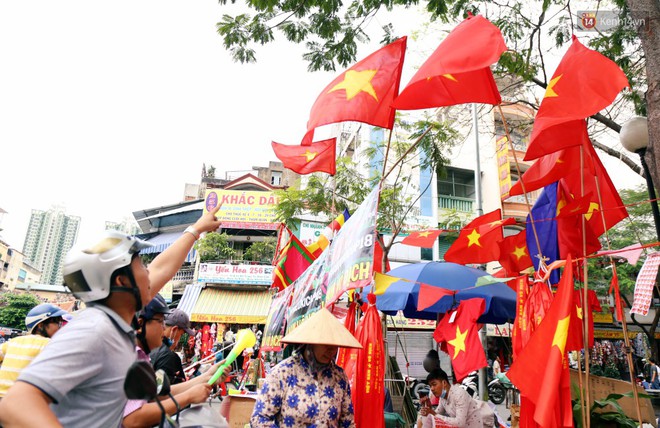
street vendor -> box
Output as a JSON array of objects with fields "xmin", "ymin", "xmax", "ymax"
[
  {"xmin": 417, "ymin": 368, "xmax": 494, "ymax": 428},
  {"xmin": 250, "ymin": 307, "xmax": 362, "ymax": 428}
]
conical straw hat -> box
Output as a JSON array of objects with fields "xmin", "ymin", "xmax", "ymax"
[{"xmin": 281, "ymin": 307, "xmax": 362, "ymax": 349}]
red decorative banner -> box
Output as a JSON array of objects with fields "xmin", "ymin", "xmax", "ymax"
[{"xmin": 631, "ymin": 252, "xmax": 660, "ymax": 316}]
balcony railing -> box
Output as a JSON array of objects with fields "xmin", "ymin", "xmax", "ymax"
[
  {"xmin": 171, "ymin": 266, "xmax": 195, "ymax": 283},
  {"xmin": 438, "ymin": 196, "xmax": 474, "ymax": 213}
]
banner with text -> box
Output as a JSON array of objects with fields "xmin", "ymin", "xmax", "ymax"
[
  {"xmin": 198, "ymin": 263, "xmax": 273, "ymax": 285},
  {"xmin": 285, "ymin": 250, "xmax": 329, "ymax": 334},
  {"xmin": 261, "ymin": 286, "xmax": 293, "ymax": 352},
  {"xmin": 204, "ymin": 189, "xmax": 279, "ymax": 230},
  {"xmin": 496, "ymin": 136, "xmax": 511, "ymax": 200}
]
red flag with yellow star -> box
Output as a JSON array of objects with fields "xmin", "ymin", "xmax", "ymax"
[
  {"xmin": 524, "ymin": 36, "xmax": 629, "ymax": 160},
  {"xmin": 444, "ymin": 209, "xmax": 512, "ymax": 264},
  {"xmin": 271, "ymin": 138, "xmax": 336, "ymax": 175},
  {"xmin": 303, "ymin": 37, "xmax": 407, "ymax": 144},
  {"xmin": 433, "ymin": 298, "xmax": 487, "ymax": 382},
  {"xmin": 393, "ymin": 15, "xmax": 505, "ymax": 109},
  {"xmin": 507, "ymin": 255, "xmax": 575, "ymax": 428},
  {"xmin": 565, "ymin": 289, "xmax": 596, "ymax": 352},
  {"xmin": 497, "ymin": 231, "xmax": 533, "ymax": 276},
  {"xmin": 556, "ymin": 181, "xmax": 602, "ymax": 259},
  {"xmin": 401, "ymin": 229, "xmax": 443, "ymax": 248}
]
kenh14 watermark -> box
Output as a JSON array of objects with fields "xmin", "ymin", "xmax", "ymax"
[{"xmin": 576, "ymin": 10, "xmax": 649, "ymax": 32}]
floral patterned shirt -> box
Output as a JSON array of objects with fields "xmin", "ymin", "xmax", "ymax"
[{"xmin": 250, "ymin": 353, "xmax": 356, "ymax": 428}]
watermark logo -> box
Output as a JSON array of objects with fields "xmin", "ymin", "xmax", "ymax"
[{"xmin": 576, "ymin": 10, "xmax": 649, "ymax": 32}]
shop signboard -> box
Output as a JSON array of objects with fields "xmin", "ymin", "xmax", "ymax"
[
  {"xmin": 486, "ymin": 323, "xmax": 514, "ymax": 337},
  {"xmin": 198, "ymin": 263, "xmax": 273, "ymax": 285},
  {"xmin": 385, "ymin": 312, "xmax": 436, "ymax": 330},
  {"xmin": 299, "ymin": 221, "xmax": 324, "ymax": 246},
  {"xmin": 203, "ymin": 189, "xmax": 279, "ymax": 230}
]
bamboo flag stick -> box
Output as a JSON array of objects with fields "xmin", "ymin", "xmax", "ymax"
[{"xmin": 579, "ymin": 145, "xmax": 592, "ymax": 428}]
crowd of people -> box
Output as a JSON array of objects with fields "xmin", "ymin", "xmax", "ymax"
[{"xmin": 0, "ymin": 205, "xmax": 500, "ymax": 428}]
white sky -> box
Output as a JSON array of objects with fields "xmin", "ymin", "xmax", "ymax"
[{"xmin": 0, "ymin": 1, "xmax": 645, "ymax": 250}]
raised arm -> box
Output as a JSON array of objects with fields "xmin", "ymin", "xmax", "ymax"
[{"xmin": 148, "ymin": 205, "xmax": 222, "ymax": 297}]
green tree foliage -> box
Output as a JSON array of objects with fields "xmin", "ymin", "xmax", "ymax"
[
  {"xmin": 195, "ymin": 232, "xmax": 236, "ymax": 262},
  {"xmin": 0, "ymin": 292, "xmax": 42, "ymax": 330},
  {"xmin": 243, "ymin": 238, "xmax": 277, "ymax": 263}
]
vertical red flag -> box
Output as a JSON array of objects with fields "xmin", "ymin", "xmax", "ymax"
[
  {"xmin": 566, "ymin": 288, "xmax": 597, "ymax": 352},
  {"xmin": 609, "ymin": 267, "xmax": 625, "ymax": 320},
  {"xmin": 443, "ymin": 209, "xmax": 512, "ymax": 264},
  {"xmin": 433, "ymin": 298, "xmax": 488, "ymax": 382},
  {"xmin": 556, "ymin": 181, "xmax": 602, "ymax": 259},
  {"xmin": 507, "ymin": 255, "xmax": 575, "ymax": 428},
  {"xmin": 337, "ymin": 301, "xmax": 359, "ymax": 380},
  {"xmin": 497, "ymin": 231, "xmax": 533, "ymax": 276},
  {"xmin": 304, "ymin": 37, "xmax": 407, "ymax": 144},
  {"xmin": 524, "ymin": 36, "xmax": 629, "ymax": 160},
  {"xmin": 271, "ymin": 139, "xmax": 337, "ymax": 175},
  {"xmin": 392, "ymin": 15, "xmax": 505, "ymax": 109},
  {"xmin": 352, "ymin": 294, "xmax": 385, "ymax": 428},
  {"xmin": 511, "ymin": 276, "xmax": 531, "ymax": 358}
]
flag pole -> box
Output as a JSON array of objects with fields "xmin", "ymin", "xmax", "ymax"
[
  {"xmin": 592, "ymin": 176, "xmax": 645, "ymax": 426},
  {"xmin": 382, "ymin": 127, "xmax": 432, "ymax": 183},
  {"xmin": 496, "ymin": 106, "xmax": 545, "ymax": 267},
  {"xmin": 578, "ymin": 146, "xmax": 592, "ymax": 428},
  {"xmin": 381, "ymin": 128, "xmax": 395, "ymax": 180}
]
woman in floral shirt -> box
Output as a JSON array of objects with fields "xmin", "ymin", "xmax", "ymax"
[{"xmin": 251, "ymin": 308, "xmax": 362, "ymax": 428}]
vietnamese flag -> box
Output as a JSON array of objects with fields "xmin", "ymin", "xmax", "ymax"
[
  {"xmin": 507, "ymin": 255, "xmax": 575, "ymax": 428},
  {"xmin": 401, "ymin": 229, "xmax": 443, "ymax": 248},
  {"xmin": 444, "ymin": 209, "xmax": 509, "ymax": 264},
  {"xmin": 556, "ymin": 181, "xmax": 602, "ymax": 259},
  {"xmin": 337, "ymin": 301, "xmax": 359, "ymax": 380},
  {"xmin": 497, "ymin": 231, "xmax": 533, "ymax": 276},
  {"xmin": 559, "ymin": 141, "xmax": 628, "ymax": 238},
  {"xmin": 433, "ymin": 298, "xmax": 488, "ymax": 382},
  {"xmin": 353, "ymin": 294, "xmax": 385, "ymax": 428},
  {"xmin": 303, "ymin": 37, "xmax": 407, "ymax": 144},
  {"xmin": 271, "ymin": 138, "xmax": 336, "ymax": 175},
  {"xmin": 565, "ymin": 289, "xmax": 597, "ymax": 352},
  {"xmin": 509, "ymin": 132, "xmax": 594, "ymax": 197},
  {"xmin": 524, "ymin": 36, "xmax": 629, "ymax": 160},
  {"xmin": 393, "ymin": 15, "xmax": 505, "ymax": 109}
]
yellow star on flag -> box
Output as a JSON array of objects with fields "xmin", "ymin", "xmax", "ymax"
[
  {"xmin": 467, "ymin": 229, "xmax": 482, "ymax": 247},
  {"xmin": 512, "ymin": 245, "xmax": 527, "ymax": 261},
  {"xmin": 576, "ymin": 305, "xmax": 583, "ymax": 320},
  {"xmin": 416, "ymin": 231, "xmax": 432, "ymax": 238},
  {"xmin": 545, "ymin": 75, "xmax": 562, "ymax": 98},
  {"xmin": 448, "ymin": 326, "xmax": 468, "ymax": 358},
  {"xmin": 329, "ymin": 69, "xmax": 378, "ymax": 101},
  {"xmin": 552, "ymin": 316, "xmax": 570, "ymax": 355},
  {"xmin": 300, "ymin": 150, "xmax": 318, "ymax": 162},
  {"xmin": 487, "ymin": 220, "xmax": 504, "ymax": 228},
  {"xmin": 442, "ymin": 74, "xmax": 458, "ymax": 82}
]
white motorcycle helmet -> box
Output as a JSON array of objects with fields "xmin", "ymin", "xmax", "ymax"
[{"xmin": 63, "ymin": 230, "xmax": 153, "ymax": 304}]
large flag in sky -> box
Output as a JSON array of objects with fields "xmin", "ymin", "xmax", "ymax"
[
  {"xmin": 433, "ymin": 298, "xmax": 488, "ymax": 382},
  {"xmin": 392, "ymin": 15, "xmax": 505, "ymax": 109},
  {"xmin": 271, "ymin": 138, "xmax": 336, "ymax": 175},
  {"xmin": 401, "ymin": 229, "xmax": 443, "ymax": 248},
  {"xmin": 524, "ymin": 36, "xmax": 629, "ymax": 160},
  {"xmin": 507, "ymin": 255, "xmax": 575, "ymax": 428},
  {"xmin": 526, "ymin": 182, "xmax": 560, "ymax": 284},
  {"xmin": 303, "ymin": 37, "xmax": 407, "ymax": 144},
  {"xmin": 444, "ymin": 209, "xmax": 514, "ymax": 264}
]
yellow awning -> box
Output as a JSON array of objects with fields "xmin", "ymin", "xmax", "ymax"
[{"xmin": 190, "ymin": 288, "xmax": 273, "ymax": 324}]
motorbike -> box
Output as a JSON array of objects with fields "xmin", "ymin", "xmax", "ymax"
[
  {"xmin": 487, "ymin": 373, "xmax": 514, "ymax": 405},
  {"xmin": 459, "ymin": 371, "xmax": 479, "ymax": 398}
]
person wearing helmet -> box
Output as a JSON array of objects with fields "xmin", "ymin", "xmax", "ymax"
[
  {"xmin": 0, "ymin": 303, "xmax": 69, "ymax": 398},
  {"xmin": 123, "ymin": 296, "xmax": 229, "ymax": 428},
  {"xmin": 150, "ymin": 308, "xmax": 195, "ymax": 385},
  {"xmin": 0, "ymin": 205, "xmax": 222, "ymax": 428}
]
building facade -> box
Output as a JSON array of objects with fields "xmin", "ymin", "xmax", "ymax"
[
  {"xmin": 0, "ymin": 239, "xmax": 41, "ymax": 290},
  {"xmin": 22, "ymin": 206, "xmax": 80, "ymax": 286}
]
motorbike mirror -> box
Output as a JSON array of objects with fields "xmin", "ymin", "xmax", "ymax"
[
  {"xmin": 124, "ymin": 360, "xmax": 158, "ymax": 400},
  {"xmin": 155, "ymin": 369, "xmax": 172, "ymax": 396}
]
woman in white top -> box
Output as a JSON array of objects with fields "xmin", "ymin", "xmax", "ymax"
[{"xmin": 418, "ymin": 368, "xmax": 494, "ymax": 428}]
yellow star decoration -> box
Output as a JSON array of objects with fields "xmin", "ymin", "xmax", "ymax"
[
  {"xmin": 576, "ymin": 305, "xmax": 583, "ymax": 320},
  {"xmin": 467, "ymin": 229, "xmax": 482, "ymax": 247},
  {"xmin": 442, "ymin": 74, "xmax": 458, "ymax": 82},
  {"xmin": 300, "ymin": 150, "xmax": 318, "ymax": 162},
  {"xmin": 448, "ymin": 326, "xmax": 468, "ymax": 358},
  {"xmin": 329, "ymin": 69, "xmax": 378, "ymax": 101},
  {"xmin": 487, "ymin": 220, "xmax": 504, "ymax": 228},
  {"xmin": 552, "ymin": 316, "xmax": 570, "ymax": 356},
  {"xmin": 512, "ymin": 245, "xmax": 528, "ymax": 261},
  {"xmin": 556, "ymin": 158, "xmax": 565, "ymax": 164},
  {"xmin": 585, "ymin": 202, "xmax": 599, "ymax": 221},
  {"xmin": 545, "ymin": 75, "xmax": 562, "ymax": 98},
  {"xmin": 416, "ymin": 231, "xmax": 432, "ymax": 238}
]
